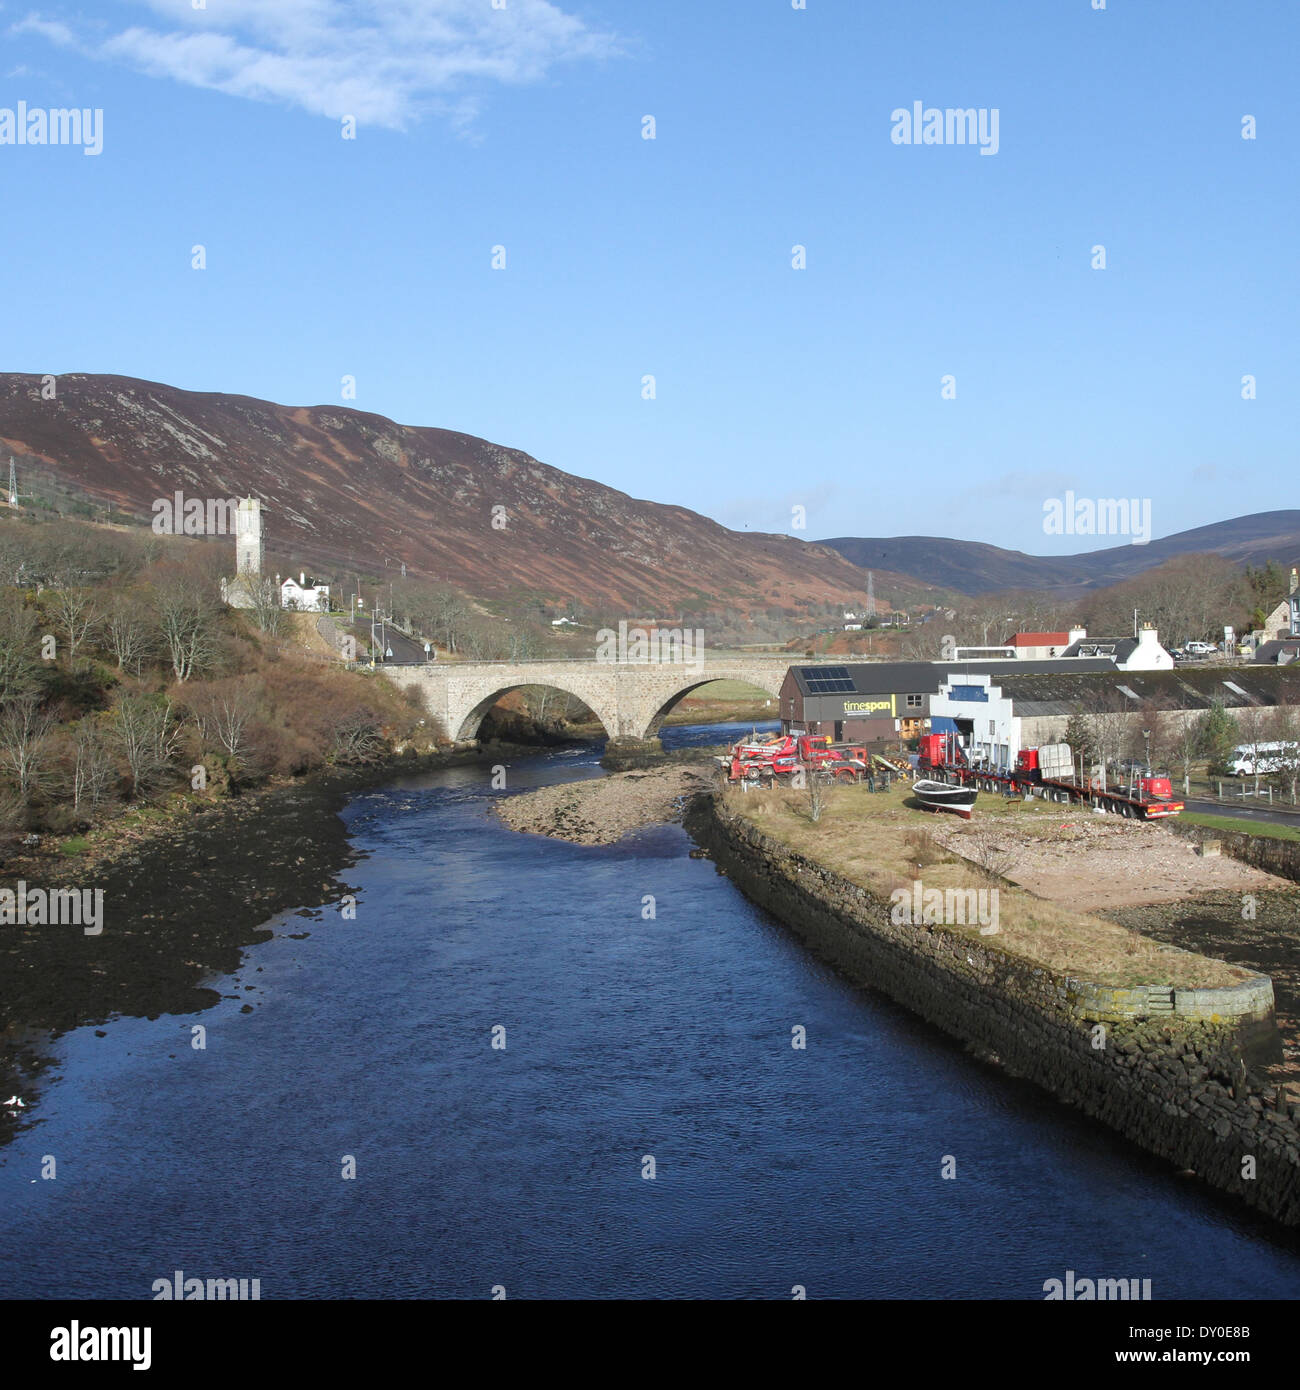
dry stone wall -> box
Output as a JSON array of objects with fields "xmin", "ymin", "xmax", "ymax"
[{"xmin": 686, "ymin": 795, "xmax": 1300, "ymax": 1226}]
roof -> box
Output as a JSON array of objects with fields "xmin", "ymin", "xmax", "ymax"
[
  {"xmin": 980, "ymin": 665, "xmax": 1300, "ymax": 717},
  {"xmin": 1059, "ymin": 636, "xmax": 1142, "ymax": 662},
  {"xmin": 786, "ymin": 658, "xmax": 1116, "ymax": 700},
  {"xmin": 1011, "ymin": 631, "xmax": 1070, "ymax": 646},
  {"xmin": 1253, "ymin": 640, "xmax": 1300, "ymax": 665}
]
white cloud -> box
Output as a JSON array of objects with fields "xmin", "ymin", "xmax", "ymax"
[{"xmin": 14, "ymin": 0, "xmax": 620, "ymax": 129}]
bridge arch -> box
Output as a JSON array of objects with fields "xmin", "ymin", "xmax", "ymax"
[
  {"xmin": 633, "ymin": 669, "xmax": 786, "ymax": 740},
  {"xmin": 451, "ymin": 680, "xmax": 619, "ymax": 743}
]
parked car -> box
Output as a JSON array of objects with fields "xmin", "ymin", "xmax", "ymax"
[{"xmin": 1184, "ymin": 641, "xmax": 1216, "ymax": 655}]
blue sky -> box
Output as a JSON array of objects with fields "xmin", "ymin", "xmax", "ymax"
[{"xmin": 1, "ymin": 0, "xmax": 1295, "ymax": 553}]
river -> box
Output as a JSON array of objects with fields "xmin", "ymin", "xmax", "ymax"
[{"xmin": 2, "ymin": 724, "xmax": 1299, "ymax": 1299}]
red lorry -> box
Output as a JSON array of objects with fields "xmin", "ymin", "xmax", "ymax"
[
  {"xmin": 723, "ymin": 732, "xmax": 872, "ymax": 786},
  {"xmin": 918, "ymin": 733, "xmax": 1183, "ymax": 820}
]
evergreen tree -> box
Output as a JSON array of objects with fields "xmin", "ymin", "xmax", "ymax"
[
  {"xmin": 1194, "ymin": 700, "xmax": 1240, "ymax": 775},
  {"xmin": 1063, "ymin": 709, "xmax": 1096, "ymax": 762}
]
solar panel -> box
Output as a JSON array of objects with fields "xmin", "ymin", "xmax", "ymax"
[{"xmin": 800, "ymin": 665, "xmax": 856, "ymax": 694}]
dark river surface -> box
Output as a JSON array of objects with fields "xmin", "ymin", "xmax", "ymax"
[{"xmin": 3, "ymin": 723, "xmax": 1300, "ymax": 1300}]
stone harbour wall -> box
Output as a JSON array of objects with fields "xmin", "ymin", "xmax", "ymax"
[{"xmin": 685, "ymin": 794, "xmax": 1300, "ymax": 1227}]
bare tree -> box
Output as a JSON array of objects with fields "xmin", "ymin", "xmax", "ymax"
[
  {"xmin": 1269, "ymin": 697, "xmax": 1300, "ymax": 805},
  {"xmin": 112, "ymin": 694, "xmax": 182, "ymax": 798},
  {"xmin": 331, "ymin": 709, "xmax": 384, "ymax": 765},
  {"xmin": 1168, "ymin": 697, "xmax": 1203, "ymax": 796},
  {"xmin": 0, "ymin": 694, "xmax": 53, "ymax": 799},
  {"xmin": 188, "ymin": 677, "xmax": 260, "ymax": 766},
  {"xmin": 153, "ymin": 578, "xmax": 220, "ymax": 683},
  {"xmin": 63, "ymin": 720, "xmax": 117, "ymax": 817},
  {"xmin": 104, "ymin": 594, "xmax": 157, "ymax": 675},
  {"xmin": 244, "ymin": 576, "xmax": 284, "ymax": 636},
  {"xmin": 1235, "ymin": 701, "xmax": 1272, "ymax": 796},
  {"xmin": 46, "ymin": 586, "xmax": 100, "ymax": 663},
  {"xmin": 0, "ymin": 593, "xmax": 41, "ymax": 700}
]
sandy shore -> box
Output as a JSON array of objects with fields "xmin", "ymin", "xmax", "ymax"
[
  {"xmin": 496, "ymin": 765, "xmax": 716, "ymax": 844},
  {"xmin": 930, "ymin": 810, "xmax": 1285, "ymax": 909}
]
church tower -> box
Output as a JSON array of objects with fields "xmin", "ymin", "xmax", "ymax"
[{"xmin": 235, "ymin": 497, "xmax": 262, "ymax": 575}]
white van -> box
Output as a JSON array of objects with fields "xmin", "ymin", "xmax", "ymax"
[{"xmin": 1229, "ymin": 741, "xmax": 1299, "ymax": 776}]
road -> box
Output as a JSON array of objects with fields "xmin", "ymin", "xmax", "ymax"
[{"xmin": 1183, "ymin": 797, "xmax": 1300, "ymax": 829}]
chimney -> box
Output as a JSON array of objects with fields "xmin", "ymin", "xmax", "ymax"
[
  {"xmin": 1138, "ymin": 622, "xmax": 1158, "ymax": 645},
  {"xmin": 300, "ymin": 572, "xmax": 305, "ymax": 586},
  {"xmin": 1068, "ymin": 626, "xmax": 1086, "ymax": 644}
]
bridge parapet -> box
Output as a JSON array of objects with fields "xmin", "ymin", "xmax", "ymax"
[{"xmin": 380, "ymin": 658, "xmax": 809, "ymax": 743}]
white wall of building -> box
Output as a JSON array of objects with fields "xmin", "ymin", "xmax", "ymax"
[{"xmin": 929, "ymin": 674, "xmax": 1022, "ymax": 771}]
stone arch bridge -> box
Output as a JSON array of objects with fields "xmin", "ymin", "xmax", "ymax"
[{"xmin": 381, "ymin": 657, "xmax": 828, "ymax": 746}]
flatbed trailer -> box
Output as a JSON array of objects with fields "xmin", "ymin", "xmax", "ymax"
[{"xmin": 923, "ymin": 763, "xmax": 1184, "ymax": 820}]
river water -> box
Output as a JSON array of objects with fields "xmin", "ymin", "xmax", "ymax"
[{"xmin": 2, "ymin": 724, "xmax": 1299, "ymax": 1300}]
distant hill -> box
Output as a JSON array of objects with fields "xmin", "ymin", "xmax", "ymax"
[
  {"xmin": 819, "ymin": 512, "xmax": 1300, "ymax": 597},
  {"xmin": 0, "ymin": 372, "xmax": 932, "ymax": 614}
]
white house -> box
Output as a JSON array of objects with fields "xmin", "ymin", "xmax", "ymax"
[
  {"xmin": 1059, "ymin": 623, "xmax": 1173, "ymax": 671},
  {"xmin": 280, "ymin": 572, "xmax": 330, "ymax": 613}
]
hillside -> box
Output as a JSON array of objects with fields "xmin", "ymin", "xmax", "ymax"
[
  {"xmin": 0, "ymin": 372, "xmax": 933, "ymax": 614},
  {"xmin": 820, "ymin": 512, "xmax": 1300, "ymax": 597}
]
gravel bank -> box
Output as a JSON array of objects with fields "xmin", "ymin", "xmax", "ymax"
[{"xmin": 496, "ymin": 765, "xmax": 716, "ymax": 844}]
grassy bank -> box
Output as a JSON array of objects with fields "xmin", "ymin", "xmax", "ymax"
[
  {"xmin": 723, "ymin": 780, "xmax": 1245, "ymax": 989},
  {"xmin": 1180, "ymin": 812, "xmax": 1300, "ymax": 842}
]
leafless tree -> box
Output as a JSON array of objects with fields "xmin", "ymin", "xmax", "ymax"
[
  {"xmin": 964, "ymin": 817, "xmax": 1017, "ymax": 882},
  {"xmin": 1268, "ymin": 698, "xmax": 1300, "ymax": 804},
  {"xmin": 0, "ymin": 593, "xmax": 41, "ymax": 700},
  {"xmin": 153, "ymin": 578, "xmax": 220, "ymax": 683},
  {"xmin": 244, "ymin": 576, "xmax": 284, "ymax": 636},
  {"xmin": 188, "ymin": 677, "xmax": 260, "ymax": 766},
  {"xmin": 0, "ymin": 694, "xmax": 53, "ymax": 799},
  {"xmin": 1235, "ymin": 701, "xmax": 1272, "ymax": 796},
  {"xmin": 331, "ymin": 709, "xmax": 384, "ymax": 765},
  {"xmin": 46, "ymin": 585, "xmax": 100, "ymax": 663},
  {"xmin": 112, "ymin": 694, "xmax": 182, "ymax": 798},
  {"xmin": 63, "ymin": 720, "xmax": 117, "ymax": 816},
  {"xmin": 1168, "ymin": 697, "xmax": 1203, "ymax": 796},
  {"xmin": 103, "ymin": 594, "xmax": 157, "ymax": 675}
]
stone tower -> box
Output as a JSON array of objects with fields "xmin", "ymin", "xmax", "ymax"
[{"xmin": 235, "ymin": 497, "xmax": 262, "ymax": 575}]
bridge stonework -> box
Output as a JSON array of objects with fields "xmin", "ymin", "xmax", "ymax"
[{"xmin": 380, "ymin": 659, "xmax": 809, "ymax": 744}]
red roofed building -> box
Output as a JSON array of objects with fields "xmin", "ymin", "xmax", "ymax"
[{"xmin": 1009, "ymin": 628, "xmax": 1086, "ymax": 660}]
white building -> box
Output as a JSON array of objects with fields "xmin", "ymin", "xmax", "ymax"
[
  {"xmin": 280, "ymin": 572, "xmax": 330, "ymax": 613},
  {"xmin": 1006, "ymin": 627, "xmax": 1087, "ymax": 660},
  {"xmin": 929, "ymin": 672, "xmax": 1022, "ymax": 772},
  {"xmin": 1059, "ymin": 623, "xmax": 1173, "ymax": 671}
]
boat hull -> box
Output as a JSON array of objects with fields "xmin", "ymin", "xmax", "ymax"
[{"xmin": 912, "ymin": 779, "xmax": 978, "ymax": 819}]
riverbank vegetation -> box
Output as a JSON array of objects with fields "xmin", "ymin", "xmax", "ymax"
[{"xmin": 0, "ymin": 516, "xmax": 439, "ymax": 859}]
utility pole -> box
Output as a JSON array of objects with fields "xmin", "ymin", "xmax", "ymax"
[{"xmin": 7, "ymin": 456, "xmax": 16, "ymax": 509}]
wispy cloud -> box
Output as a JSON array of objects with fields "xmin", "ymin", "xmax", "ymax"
[{"xmin": 13, "ymin": 0, "xmax": 621, "ymax": 129}]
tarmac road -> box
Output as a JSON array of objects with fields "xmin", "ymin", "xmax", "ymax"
[{"xmin": 1183, "ymin": 796, "xmax": 1300, "ymax": 828}]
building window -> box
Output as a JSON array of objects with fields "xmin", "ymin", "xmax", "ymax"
[
  {"xmin": 989, "ymin": 720, "xmax": 997, "ymax": 734},
  {"xmin": 905, "ymin": 694, "xmax": 923, "ymax": 709}
]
